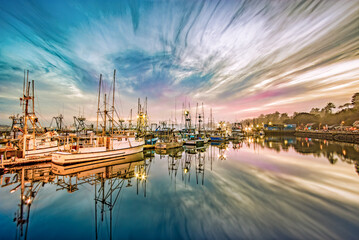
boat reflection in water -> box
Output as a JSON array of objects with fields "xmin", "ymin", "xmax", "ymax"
[
  {"xmin": 52, "ymin": 152, "xmax": 149, "ymax": 240},
  {"xmin": 1, "ymin": 152, "xmax": 148, "ymax": 240},
  {"xmin": 2, "ymin": 164, "xmax": 53, "ymax": 240}
]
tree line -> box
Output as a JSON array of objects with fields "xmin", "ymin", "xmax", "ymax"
[{"xmin": 241, "ymin": 93, "xmax": 359, "ymax": 128}]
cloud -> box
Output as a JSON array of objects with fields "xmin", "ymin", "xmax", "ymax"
[{"xmin": 0, "ymin": 0, "xmax": 358, "ymax": 124}]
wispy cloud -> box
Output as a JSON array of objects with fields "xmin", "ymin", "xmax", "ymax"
[{"xmin": 0, "ymin": 0, "xmax": 358, "ymax": 124}]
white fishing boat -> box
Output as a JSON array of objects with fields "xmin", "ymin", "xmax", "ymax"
[
  {"xmin": 52, "ymin": 135, "xmax": 144, "ymax": 165},
  {"xmin": 155, "ymin": 133, "xmax": 183, "ymax": 149},
  {"xmin": 1, "ymin": 71, "xmax": 67, "ymax": 164},
  {"xmin": 52, "ymin": 70, "xmax": 145, "ymax": 165}
]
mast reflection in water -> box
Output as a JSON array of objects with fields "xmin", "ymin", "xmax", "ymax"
[{"xmin": 0, "ymin": 137, "xmax": 359, "ymax": 239}]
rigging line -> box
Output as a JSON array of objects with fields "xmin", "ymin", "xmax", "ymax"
[
  {"xmin": 35, "ymin": 111, "xmax": 50, "ymax": 126},
  {"xmin": 112, "ymin": 180, "xmax": 125, "ymax": 206},
  {"xmin": 114, "ymin": 109, "xmax": 120, "ymax": 121},
  {"xmin": 110, "ymin": 180, "xmax": 124, "ymax": 204}
]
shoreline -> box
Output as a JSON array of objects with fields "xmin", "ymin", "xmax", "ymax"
[{"xmin": 294, "ymin": 131, "xmax": 359, "ymax": 144}]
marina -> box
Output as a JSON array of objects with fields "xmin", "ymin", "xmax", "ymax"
[{"xmin": 1, "ymin": 1, "xmax": 359, "ymax": 239}]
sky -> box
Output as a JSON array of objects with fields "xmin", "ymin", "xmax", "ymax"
[{"xmin": 0, "ymin": 0, "xmax": 359, "ymax": 126}]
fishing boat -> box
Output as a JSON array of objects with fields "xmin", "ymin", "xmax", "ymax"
[
  {"xmin": 52, "ymin": 70, "xmax": 146, "ymax": 165},
  {"xmin": 182, "ymin": 103, "xmax": 208, "ymax": 147},
  {"xmin": 1, "ymin": 71, "xmax": 66, "ymax": 165},
  {"xmin": 183, "ymin": 133, "xmax": 205, "ymax": 146},
  {"xmin": 144, "ymin": 132, "xmax": 158, "ymax": 149},
  {"xmin": 210, "ymin": 121, "xmax": 230, "ymax": 142},
  {"xmin": 155, "ymin": 133, "xmax": 183, "ymax": 149},
  {"xmin": 52, "ymin": 135, "xmax": 144, "ymax": 165}
]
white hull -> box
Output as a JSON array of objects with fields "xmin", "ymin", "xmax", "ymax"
[
  {"xmin": 184, "ymin": 139, "xmax": 204, "ymax": 146},
  {"xmin": 52, "ymin": 144, "xmax": 144, "ymax": 165},
  {"xmin": 25, "ymin": 145, "xmax": 65, "ymax": 158}
]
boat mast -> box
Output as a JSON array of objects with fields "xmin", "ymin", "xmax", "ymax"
[
  {"xmin": 31, "ymin": 80, "xmax": 35, "ymax": 147},
  {"xmin": 175, "ymin": 98, "xmax": 177, "ymax": 129},
  {"xmin": 112, "ymin": 70, "xmax": 116, "ymax": 135},
  {"xmin": 103, "ymin": 94, "xmax": 107, "ymax": 136},
  {"xmin": 22, "ymin": 71, "xmax": 29, "ymax": 158},
  {"xmin": 145, "ymin": 96, "xmax": 147, "ymax": 131},
  {"xmin": 202, "ymin": 102, "xmax": 204, "ymax": 133},
  {"xmin": 195, "ymin": 103, "xmax": 198, "ymax": 132},
  {"xmin": 23, "ymin": 70, "xmax": 25, "ymax": 113},
  {"xmin": 210, "ymin": 108, "xmax": 213, "ymax": 131},
  {"xmin": 130, "ymin": 109, "xmax": 132, "ymax": 129},
  {"xmin": 96, "ymin": 74, "xmax": 102, "ymax": 135},
  {"xmin": 189, "ymin": 102, "xmax": 191, "ymax": 130}
]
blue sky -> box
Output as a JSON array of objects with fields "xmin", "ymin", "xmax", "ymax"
[{"xmin": 1, "ymin": 0, "xmax": 359, "ymax": 125}]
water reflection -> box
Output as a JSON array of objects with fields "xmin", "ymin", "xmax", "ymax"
[
  {"xmin": 244, "ymin": 136, "xmax": 359, "ymax": 175},
  {"xmin": 5, "ymin": 165, "xmax": 53, "ymax": 240},
  {"xmin": 0, "ymin": 138, "xmax": 359, "ymax": 239},
  {"xmin": 1, "ymin": 153, "xmax": 149, "ymax": 240}
]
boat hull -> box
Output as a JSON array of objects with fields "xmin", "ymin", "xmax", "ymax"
[
  {"xmin": 25, "ymin": 145, "xmax": 65, "ymax": 158},
  {"xmin": 155, "ymin": 142, "xmax": 183, "ymax": 149},
  {"xmin": 184, "ymin": 140, "xmax": 204, "ymax": 146},
  {"xmin": 52, "ymin": 145, "xmax": 144, "ymax": 165}
]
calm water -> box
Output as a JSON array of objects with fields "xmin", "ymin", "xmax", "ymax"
[{"xmin": 1, "ymin": 137, "xmax": 359, "ymax": 240}]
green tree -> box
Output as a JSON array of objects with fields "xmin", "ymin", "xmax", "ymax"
[
  {"xmin": 280, "ymin": 113, "xmax": 289, "ymax": 123},
  {"xmin": 310, "ymin": 108, "xmax": 320, "ymax": 115},
  {"xmin": 293, "ymin": 113, "xmax": 319, "ymax": 125},
  {"xmin": 322, "ymin": 102, "xmax": 336, "ymax": 115},
  {"xmin": 338, "ymin": 103, "xmax": 352, "ymax": 110}
]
